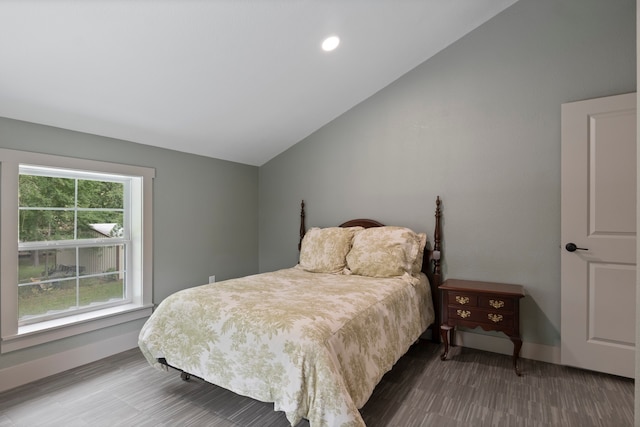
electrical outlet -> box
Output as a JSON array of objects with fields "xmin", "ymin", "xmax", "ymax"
[{"xmin": 209, "ymin": 275, "xmax": 216, "ymax": 283}]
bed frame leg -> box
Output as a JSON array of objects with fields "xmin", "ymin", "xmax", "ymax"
[{"xmin": 157, "ymin": 357, "xmax": 193, "ymax": 382}]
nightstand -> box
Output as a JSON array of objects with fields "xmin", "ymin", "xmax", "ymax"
[{"xmin": 439, "ymin": 279, "xmax": 525, "ymax": 375}]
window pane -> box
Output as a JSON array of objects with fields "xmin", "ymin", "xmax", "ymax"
[
  {"xmin": 77, "ymin": 180, "xmax": 124, "ymax": 209},
  {"xmin": 18, "ymin": 245, "xmax": 125, "ymax": 322},
  {"xmin": 78, "ymin": 245, "xmax": 124, "ymax": 277},
  {"xmin": 18, "ymin": 248, "xmax": 77, "ymax": 284},
  {"xmin": 77, "ymin": 212, "xmax": 124, "ymax": 239},
  {"xmin": 79, "ymin": 275, "xmax": 125, "ymax": 307},
  {"xmin": 19, "ymin": 210, "xmax": 75, "ymax": 242},
  {"xmin": 18, "ymin": 278, "xmax": 77, "ymax": 320},
  {"xmin": 19, "ymin": 175, "xmax": 75, "ymax": 208}
]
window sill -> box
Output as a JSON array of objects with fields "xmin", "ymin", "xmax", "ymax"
[{"xmin": 1, "ymin": 303, "xmax": 153, "ymax": 353}]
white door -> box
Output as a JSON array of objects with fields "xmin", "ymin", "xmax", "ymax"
[{"xmin": 561, "ymin": 92, "xmax": 636, "ymax": 378}]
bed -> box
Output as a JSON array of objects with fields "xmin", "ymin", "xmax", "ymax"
[{"xmin": 138, "ymin": 197, "xmax": 442, "ymax": 427}]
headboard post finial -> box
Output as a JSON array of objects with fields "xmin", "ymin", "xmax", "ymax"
[{"xmin": 298, "ymin": 200, "xmax": 306, "ymax": 251}]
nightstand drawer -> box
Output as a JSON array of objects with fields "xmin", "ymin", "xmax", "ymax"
[
  {"xmin": 446, "ymin": 292, "xmax": 478, "ymax": 307},
  {"xmin": 448, "ymin": 307, "xmax": 515, "ymax": 329},
  {"xmin": 478, "ymin": 296, "xmax": 514, "ymax": 311}
]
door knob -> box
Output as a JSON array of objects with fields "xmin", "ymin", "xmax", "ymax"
[{"xmin": 565, "ymin": 243, "xmax": 588, "ymax": 252}]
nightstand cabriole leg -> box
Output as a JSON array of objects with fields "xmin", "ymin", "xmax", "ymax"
[
  {"xmin": 440, "ymin": 325, "xmax": 452, "ymax": 361},
  {"xmin": 511, "ymin": 336, "xmax": 522, "ymax": 376}
]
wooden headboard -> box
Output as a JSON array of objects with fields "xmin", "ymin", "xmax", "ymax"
[{"xmin": 298, "ymin": 196, "xmax": 443, "ymax": 342}]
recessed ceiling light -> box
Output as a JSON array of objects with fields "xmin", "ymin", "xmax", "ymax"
[{"xmin": 321, "ymin": 36, "xmax": 340, "ymax": 52}]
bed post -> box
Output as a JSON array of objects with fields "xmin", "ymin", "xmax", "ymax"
[
  {"xmin": 298, "ymin": 200, "xmax": 306, "ymax": 251},
  {"xmin": 433, "ymin": 196, "xmax": 442, "ymax": 287},
  {"xmin": 428, "ymin": 196, "xmax": 442, "ymax": 344}
]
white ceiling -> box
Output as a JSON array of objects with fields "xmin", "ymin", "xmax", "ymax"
[{"xmin": 0, "ymin": 1, "xmax": 517, "ymax": 166}]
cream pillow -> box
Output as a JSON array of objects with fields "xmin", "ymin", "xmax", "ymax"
[
  {"xmin": 346, "ymin": 226, "xmax": 422, "ymax": 277},
  {"xmin": 299, "ymin": 227, "xmax": 362, "ymax": 273},
  {"xmin": 412, "ymin": 233, "xmax": 428, "ymax": 275}
]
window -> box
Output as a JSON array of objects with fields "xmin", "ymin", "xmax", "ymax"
[
  {"xmin": 18, "ymin": 166, "xmax": 130, "ymax": 325},
  {"xmin": 1, "ymin": 149, "xmax": 154, "ymax": 352}
]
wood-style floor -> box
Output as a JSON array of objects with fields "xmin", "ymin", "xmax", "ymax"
[{"xmin": 0, "ymin": 341, "xmax": 633, "ymax": 426}]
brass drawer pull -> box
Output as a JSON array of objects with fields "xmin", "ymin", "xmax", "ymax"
[
  {"xmin": 488, "ymin": 314, "xmax": 504, "ymax": 323},
  {"xmin": 489, "ymin": 299, "xmax": 505, "ymax": 309},
  {"xmin": 455, "ymin": 296, "xmax": 470, "ymax": 305},
  {"xmin": 456, "ymin": 310, "xmax": 471, "ymax": 319}
]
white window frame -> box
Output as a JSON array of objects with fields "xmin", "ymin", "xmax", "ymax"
[
  {"xmin": 1, "ymin": 149, "xmax": 154, "ymax": 353},
  {"xmin": 18, "ymin": 165, "xmax": 133, "ymax": 326}
]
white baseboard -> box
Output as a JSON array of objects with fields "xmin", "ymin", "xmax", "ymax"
[
  {"xmin": 0, "ymin": 330, "xmax": 139, "ymax": 393},
  {"xmin": 451, "ymin": 330, "xmax": 560, "ymax": 364}
]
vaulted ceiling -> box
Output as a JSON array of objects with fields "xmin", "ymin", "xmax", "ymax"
[{"xmin": 0, "ymin": 1, "xmax": 518, "ymax": 166}]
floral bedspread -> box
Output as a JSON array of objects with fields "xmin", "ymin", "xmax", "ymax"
[{"xmin": 138, "ymin": 267, "xmax": 434, "ymax": 427}]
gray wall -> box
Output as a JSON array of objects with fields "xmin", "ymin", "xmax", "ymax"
[
  {"xmin": 259, "ymin": 0, "xmax": 636, "ymax": 349},
  {"xmin": 0, "ymin": 0, "xmax": 634, "ymax": 379},
  {"xmin": 0, "ymin": 117, "xmax": 258, "ymax": 369}
]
